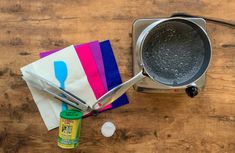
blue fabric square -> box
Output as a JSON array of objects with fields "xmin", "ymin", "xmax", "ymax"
[{"xmin": 100, "ymin": 40, "xmax": 129, "ymax": 108}]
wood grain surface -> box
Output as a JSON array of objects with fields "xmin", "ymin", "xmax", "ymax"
[{"xmin": 0, "ymin": 0, "xmax": 235, "ymax": 153}]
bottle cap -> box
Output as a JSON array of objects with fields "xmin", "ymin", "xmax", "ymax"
[{"xmin": 101, "ymin": 122, "xmax": 116, "ymax": 137}]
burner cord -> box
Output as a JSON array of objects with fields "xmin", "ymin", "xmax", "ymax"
[{"xmin": 171, "ymin": 12, "xmax": 235, "ymax": 28}]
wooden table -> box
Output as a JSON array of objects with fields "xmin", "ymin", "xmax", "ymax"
[{"xmin": 0, "ymin": 0, "xmax": 234, "ymax": 152}]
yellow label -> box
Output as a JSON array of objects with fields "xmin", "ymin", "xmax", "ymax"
[{"xmin": 58, "ymin": 118, "xmax": 81, "ymax": 149}]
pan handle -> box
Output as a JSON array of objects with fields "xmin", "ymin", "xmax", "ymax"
[{"xmin": 92, "ymin": 70, "xmax": 146, "ymax": 110}]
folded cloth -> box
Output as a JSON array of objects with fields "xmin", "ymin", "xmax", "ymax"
[
  {"xmin": 100, "ymin": 40, "xmax": 129, "ymax": 108},
  {"xmin": 21, "ymin": 45, "xmax": 97, "ymax": 130}
]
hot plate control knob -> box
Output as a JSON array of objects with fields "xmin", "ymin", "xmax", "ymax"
[{"xmin": 185, "ymin": 86, "xmax": 198, "ymax": 98}]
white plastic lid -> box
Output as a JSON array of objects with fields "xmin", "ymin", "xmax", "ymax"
[{"xmin": 101, "ymin": 122, "xmax": 116, "ymax": 137}]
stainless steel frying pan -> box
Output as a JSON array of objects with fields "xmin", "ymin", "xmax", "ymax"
[{"xmin": 92, "ymin": 17, "xmax": 212, "ymax": 111}]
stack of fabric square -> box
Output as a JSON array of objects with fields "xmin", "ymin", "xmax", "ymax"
[{"xmin": 21, "ymin": 40, "xmax": 128, "ymax": 130}]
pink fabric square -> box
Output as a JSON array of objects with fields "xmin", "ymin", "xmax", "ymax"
[{"xmin": 75, "ymin": 44, "xmax": 111, "ymax": 112}]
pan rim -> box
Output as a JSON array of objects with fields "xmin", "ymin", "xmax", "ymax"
[{"xmin": 136, "ymin": 17, "xmax": 212, "ymax": 88}]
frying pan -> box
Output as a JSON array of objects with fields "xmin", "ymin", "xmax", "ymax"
[{"xmin": 92, "ymin": 17, "xmax": 212, "ymax": 111}]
